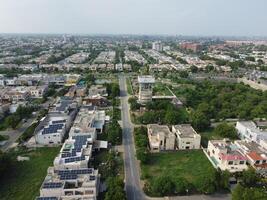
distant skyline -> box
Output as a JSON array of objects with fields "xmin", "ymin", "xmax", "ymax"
[{"xmin": 0, "ymin": 0, "xmax": 267, "ymax": 37}]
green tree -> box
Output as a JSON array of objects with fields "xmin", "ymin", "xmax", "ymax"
[
  {"xmin": 191, "ymin": 110, "xmax": 210, "ymax": 131},
  {"xmin": 190, "ymin": 65, "xmax": 198, "ymax": 73},
  {"xmin": 128, "ymin": 97, "xmax": 140, "ymax": 111},
  {"xmin": 198, "ymin": 175, "xmax": 216, "ymax": 194},
  {"xmin": 241, "ymin": 168, "xmax": 258, "ymax": 187},
  {"xmin": 215, "ymin": 170, "xmax": 230, "ymax": 190},
  {"xmin": 151, "ymin": 176, "xmax": 175, "ymax": 196},
  {"xmin": 5, "ymin": 115, "xmax": 20, "ymax": 129},
  {"xmin": 213, "ymin": 123, "xmax": 238, "ymax": 139},
  {"xmin": 232, "ymin": 183, "xmax": 244, "ymax": 200},
  {"xmin": 136, "ymin": 147, "xmax": 148, "ymax": 164},
  {"xmin": 105, "ymin": 177, "xmax": 126, "ymax": 200},
  {"xmin": 107, "ymin": 121, "xmax": 122, "ymax": 145}
]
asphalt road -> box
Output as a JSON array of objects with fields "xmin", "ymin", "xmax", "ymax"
[{"xmin": 119, "ymin": 75, "xmax": 146, "ymax": 200}]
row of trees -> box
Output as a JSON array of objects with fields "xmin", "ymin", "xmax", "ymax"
[
  {"xmin": 106, "ymin": 120, "xmax": 122, "ymax": 145},
  {"xmin": 134, "ymin": 127, "xmax": 149, "ymax": 164},
  {"xmin": 100, "ymin": 151, "xmax": 126, "ymax": 200},
  {"xmin": 144, "ymin": 169, "xmax": 231, "ymax": 196}
]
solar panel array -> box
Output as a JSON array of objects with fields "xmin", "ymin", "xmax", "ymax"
[
  {"xmin": 57, "ymin": 168, "xmax": 93, "ymax": 175},
  {"xmin": 42, "ymin": 182, "xmax": 62, "ymax": 189},
  {"xmin": 61, "ymin": 135, "xmax": 90, "ymax": 159},
  {"xmin": 37, "ymin": 197, "xmax": 58, "ymax": 200},
  {"xmin": 42, "ymin": 124, "xmax": 64, "ymax": 135},
  {"xmin": 73, "ymin": 135, "xmax": 90, "ymax": 149},
  {"xmin": 59, "ymin": 174, "xmax": 77, "ymax": 180},
  {"xmin": 64, "ymin": 155, "xmax": 86, "ymax": 163}
]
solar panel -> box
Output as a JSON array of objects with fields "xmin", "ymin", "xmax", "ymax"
[
  {"xmin": 64, "ymin": 156, "xmax": 86, "ymax": 163},
  {"xmin": 42, "ymin": 124, "xmax": 64, "ymax": 135},
  {"xmin": 36, "ymin": 197, "xmax": 58, "ymax": 200},
  {"xmin": 42, "ymin": 182, "xmax": 62, "ymax": 189},
  {"xmin": 57, "ymin": 168, "xmax": 93, "ymax": 175},
  {"xmin": 60, "ymin": 174, "xmax": 77, "ymax": 180}
]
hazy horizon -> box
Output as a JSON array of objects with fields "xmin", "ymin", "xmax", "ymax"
[{"xmin": 0, "ymin": 0, "xmax": 267, "ymax": 37}]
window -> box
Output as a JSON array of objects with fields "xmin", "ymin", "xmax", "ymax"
[
  {"xmin": 255, "ymin": 160, "xmax": 260, "ymax": 164},
  {"xmin": 228, "ymin": 161, "xmax": 233, "ymax": 165},
  {"xmin": 186, "ymin": 142, "xmax": 190, "ymax": 144},
  {"xmin": 262, "ymin": 160, "xmax": 266, "ymax": 164},
  {"xmin": 186, "ymin": 146, "xmax": 190, "ymax": 149},
  {"xmin": 240, "ymin": 161, "xmax": 244, "ymax": 165}
]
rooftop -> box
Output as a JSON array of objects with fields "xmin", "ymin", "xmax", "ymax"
[
  {"xmin": 138, "ymin": 75, "xmax": 155, "ymax": 83},
  {"xmin": 173, "ymin": 124, "xmax": 198, "ymax": 138},
  {"xmin": 148, "ymin": 124, "xmax": 172, "ymax": 137}
]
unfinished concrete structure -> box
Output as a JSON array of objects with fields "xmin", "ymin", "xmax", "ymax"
[{"xmin": 138, "ymin": 75, "xmax": 155, "ymax": 104}]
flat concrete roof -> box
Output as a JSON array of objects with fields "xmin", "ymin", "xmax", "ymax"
[{"xmin": 138, "ymin": 75, "xmax": 155, "ymax": 83}]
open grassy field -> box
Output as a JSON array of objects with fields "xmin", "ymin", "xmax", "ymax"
[
  {"xmin": 141, "ymin": 150, "xmax": 216, "ymax": 190},
  {"xmin": 0, "ymin": 147, "xmax": 60, "ymax": 200}
]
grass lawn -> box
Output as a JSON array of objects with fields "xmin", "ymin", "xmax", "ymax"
[
  {"xmin": 126, "ymin": 78, "xmax": 133, "ymax": 95},
  {"xmin": 141, "ymin": 150, "xmax": 216, "ymax": 190},
  {"xmin": 153, "ymin": 82, "xmax": 172, "ymax": 96},
  {"xmin": 0, "ymin": 147, "xmax": 60, "ymax": 200}
]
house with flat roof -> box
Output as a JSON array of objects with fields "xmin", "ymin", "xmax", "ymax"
[
  {"xmin": 35, "ymin": 115, "xmax": 68, "ymax": 145},
  {"xmin": 172, "ymin": 124, "xmax": 201, "ymax": 150},
  {"xmin": 206, "ymin": 139, "xmax": 248, "ymax": 173},
  {"xmin": 53, "ymin": 134, "xmax": 93, "ymax": 170},
  {"xmin": 37, "ymin": 167, "xmax": 99, "ymax": 200},
  {"xmin": 236, "ymin": 121, "xmax": 267, "ymax": 143},
  {"xmin": 147, "ymin": 124, "xmax": 176, "ymax": 152}
]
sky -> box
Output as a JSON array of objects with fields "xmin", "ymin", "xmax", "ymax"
[{"xmin": 0, "ymin": 0, "xmax": 266, "ymax": 36}]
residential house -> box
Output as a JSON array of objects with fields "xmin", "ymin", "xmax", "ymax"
[
  {"xmin": 206, "ymin": 139, "xmax": 248, "ymax": 173},
  {"xmin": 37, "ymin": 167, "xmax": 99, "ymax": 200},
  {"xmin": 147, "ymin": 124, "xmax": 176, "ymax": 152},
  {"xmin": 236, "ymin": 121, "xmax": 267, "ymax": 143},
  {"xmin": 235, "ymin": 140, "xmax": 267, "ymax": 173},
  {"xmin": 172, "ymin": 124, "xmax": 201, "ymax": 150}
]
